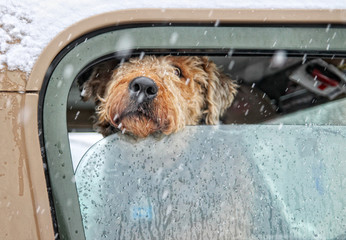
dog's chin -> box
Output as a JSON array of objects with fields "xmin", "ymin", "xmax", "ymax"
[{"xmin": 118, "ymin": 113, "xmax": 160, "ymax": 138}]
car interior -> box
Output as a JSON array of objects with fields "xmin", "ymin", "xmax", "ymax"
[{"xmin": 67, "ymin": 54, "xmax": 346, "ymax": 131}]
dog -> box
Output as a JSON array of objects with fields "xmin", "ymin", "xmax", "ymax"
[{"xmin": 79, "ymin": 56, "xmax": 237, "ymax": 138}]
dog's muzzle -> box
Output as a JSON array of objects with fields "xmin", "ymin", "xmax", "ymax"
[{"xmin": 129, "ymin": 76, "xmax": 158, "ymax": 103}]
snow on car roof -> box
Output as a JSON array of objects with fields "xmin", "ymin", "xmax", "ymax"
[{"xmin": 1, "ymin": 0, "xmax": 345, "ymax": 74}]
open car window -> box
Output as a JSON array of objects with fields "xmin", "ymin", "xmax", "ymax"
[
  {"xmin": 68, "ymin": 55, "xmax": 346, "ymax": 167},
  {"xmin": 40, "ymin": 23, "xmax": 346, "ymax": 239},
  {"xmin": 69, "ymin": 54, "xmax": 346, "ymax": 239}
]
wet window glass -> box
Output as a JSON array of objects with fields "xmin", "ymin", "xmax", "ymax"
[
  {"xmin": 75, "ymin": 125, "xmax": 346, "ymax": 239},
  {"xmin": 41, "ymin": 24, "xmax": 346, "ymax": 239}
]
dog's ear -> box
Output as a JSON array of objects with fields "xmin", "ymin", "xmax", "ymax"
[
  {"xmin": 201, "ymin": 57, "xmax": 238, "ymax": 124},
  {"xmin": 78, "ymin": 60, "xmax": 117, "ymax": 102}
]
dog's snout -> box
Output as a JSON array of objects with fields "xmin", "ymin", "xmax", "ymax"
[{"xmin": 129, "ymin": 77, "xmax": 158, "ymax": 103}]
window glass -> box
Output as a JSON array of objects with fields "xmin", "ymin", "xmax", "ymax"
[
  {"xmin": 75, "ymin": 125, "xmax": 346, "ymax": 239},
  {"xmin": 41, "ymin": 24, "xmax": 346, "ymax": 239}
]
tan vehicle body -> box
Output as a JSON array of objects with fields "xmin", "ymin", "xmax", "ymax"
[{"xmin": 0, "ymin": 9, "xmax": 345, "ymax": 239}]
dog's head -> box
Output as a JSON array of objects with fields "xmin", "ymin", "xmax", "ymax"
[{"xmin": 81, "ymin": 56, "xmax": 237, "ymax": 137}]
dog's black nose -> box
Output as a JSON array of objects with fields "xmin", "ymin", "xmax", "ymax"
[{"xmin": 129, "ymin": 77, "xmax": 158, "ymax": 103}]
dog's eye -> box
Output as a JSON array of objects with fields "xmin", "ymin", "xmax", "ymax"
[{"xmin": 173, "ymin": 67, "xmax": 183, "ymax": 78}]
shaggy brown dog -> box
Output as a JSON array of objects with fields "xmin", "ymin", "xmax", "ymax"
[{"xmin": 80, "ymin": 56, "xmax": 237, "ymax": 138}]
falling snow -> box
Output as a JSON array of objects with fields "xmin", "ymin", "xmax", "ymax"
[
  {"xmin": 113, "ymin": 114, "xmax": 119, "ymax": 122},
  {"xmin": 115, "ymin": 33, "xmax": 135, "ymax": 57},
  {"xmin": 63, "ymin": 64, "xmax": 74, "ymax": 79},
  {"xmin": 74, "ymin": 111, "xmax": 80, "ymax": 120},
  {"xmin": 185, "ymin": 78, "xmax": 190, "ymax": 85},
  {"xmin": 169, "ymin": 32, "xmax": 179, "ymax": 45},
  {"xmin": 270, "ymin": 50, "xmax": 287, "ymax": 68}
]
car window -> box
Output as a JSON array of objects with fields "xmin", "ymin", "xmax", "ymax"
[
  {"xmin": 70, "ymin": 54, "xmax": 346, "ymax": 239},
  {"xmin": 40, "ymin": 24, "xmax": 346, "ymax": 239}
]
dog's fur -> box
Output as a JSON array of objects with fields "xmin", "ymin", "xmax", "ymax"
[{"xmin": 80, "ymin": 56, "xmax": 237, "ymax": 138}]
